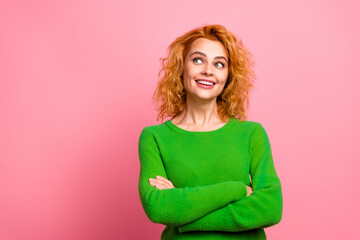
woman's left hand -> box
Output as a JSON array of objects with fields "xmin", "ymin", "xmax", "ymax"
[{"xmin": 149, "ymin": 176, "xmax": 175, "ymax": 190}]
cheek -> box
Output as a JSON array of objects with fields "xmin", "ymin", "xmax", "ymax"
[
  {"xmin": 224, "ymin": 68, "xmax": 230, "ymax": 80},
  {"xmin": 218, "ymin": 71, "xmax": 229, "ymax": 83},
  {"xmin": 224, "ymin": 72, "xmax": 229, "ymax": 81},
  {"xmin": 184, "ymin": 63, "xmax": 201, "ymax": 78}
]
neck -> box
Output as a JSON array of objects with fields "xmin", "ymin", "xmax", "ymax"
[{"xmin": 175, "ymin": 95, "xmax": 224, "ymax": 126}]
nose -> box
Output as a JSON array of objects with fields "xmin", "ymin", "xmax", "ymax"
[{"xmin": 201, "ymin": 63, "xmax": 213, "ymax": 76}]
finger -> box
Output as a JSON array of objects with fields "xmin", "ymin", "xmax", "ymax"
[
  {"xmin": 149, "ymin": 178, "xmax": 156, "ymax": 185},
  {"xmin": 149, "ymin": 179, "xmax": 160, "ymax": 187},
  {"xmin": 156, "ymin": 176, "xmax": 174, "ymax": 188},
  {"xmin": 156, "ymin": 184, "xmax": 164, "ymax": 190},
  {"xmin": 155, "ymin": 180, "xmax": 171, "ymax": 189},
  {"xmin": 158, "ymin": 179, "xmax": 172, "ymax": 189},
  {"xmin": 160, "ymin": 177, "xmax": 174, "ymax": 187},
  {"xmin": 149, "ymin": 179, "xmax": 166, "ymax": 189},
  {"xmin": 162, "ymin": 180, "xmax": 173, "ymax": 189},
  {"xmin": 151, "ymin": 177, "xmax": 174, "ymax": 189},
  {"xmin": 155, "ymin": 176, "xmax": 171, "ymax": 188},
  {"xmin": 164, "ymin": 182, "xmax": 173, "ymax": 189}
]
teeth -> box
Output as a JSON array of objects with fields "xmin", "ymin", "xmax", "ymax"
[{"xmin": 197, "ymin": 80, "xmax": 214, "ymax": 86}]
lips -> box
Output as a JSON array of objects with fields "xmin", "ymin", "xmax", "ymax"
[
  {"xmin": 195, "ymin": 79, "xmax": 216, "ymax": 86},
  {"xmin": 195, "ymin": 80, "xmax": 216, "ymax": 89}
]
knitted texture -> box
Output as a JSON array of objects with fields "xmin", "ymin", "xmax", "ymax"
[{"xmin": 138, "ymin": 116, "xmax": 283, "ymax": 239}]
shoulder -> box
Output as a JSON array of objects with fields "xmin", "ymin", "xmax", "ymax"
[
  {"xmin": 231, "ymin": 118, "xmax": 270, "ymax": 142},
  {"xmin": 139, "ymin": 120, "xmax": 170, "ymax": 139},
  {"xmin": 232, "ymin": 118, "xmax": 264, "ymax": 131}
]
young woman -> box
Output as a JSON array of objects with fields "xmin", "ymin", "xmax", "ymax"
[{"xmin": 138, "ymin": 24, "xmax": 283, "ymax": 240}]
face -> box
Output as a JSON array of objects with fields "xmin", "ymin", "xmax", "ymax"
[{"xmin": 182, "ymin": 38, "xmax": 229, "ymax": 102}]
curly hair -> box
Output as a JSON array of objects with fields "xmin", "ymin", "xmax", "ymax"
[{"xmin": 152, "ymin": 24, "xmax": 256, "ymax": 123}]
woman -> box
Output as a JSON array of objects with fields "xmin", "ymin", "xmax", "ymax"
[{"xmin": 138, "ymin": 24, "xmax": 283, "ymax": 240}]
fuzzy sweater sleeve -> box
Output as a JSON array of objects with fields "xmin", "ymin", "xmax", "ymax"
[
  {"xmin": 138, "ymin": 127, "xmax": 248, "ymax": 227},
  {"xmin": 177, "ymin": 123, "xmax": 283, "ymax": 232}
]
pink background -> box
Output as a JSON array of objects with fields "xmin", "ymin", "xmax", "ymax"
[{"xmin": 1, "ymin": 1, "xmax": 359, "ymax": 239}]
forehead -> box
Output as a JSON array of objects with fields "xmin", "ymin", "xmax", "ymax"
[{"xmin": 187, "ymin": 38, "xmax": 228, "ymax": 58}]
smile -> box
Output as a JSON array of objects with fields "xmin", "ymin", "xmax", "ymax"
[
  {"xmin": 195, "ymin": 80, "xmax": 216, "ymax": 89},
  {"xmin": 195, "ymin": 80, "xmax": 215, "ymax": 86}
]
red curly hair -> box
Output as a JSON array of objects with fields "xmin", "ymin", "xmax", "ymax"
[{"xmin": 152, "ymin": 24, "xmax": 256, "ymax": 123}]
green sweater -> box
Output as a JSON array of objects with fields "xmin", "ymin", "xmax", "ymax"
[{"xmin": 138, "ymin": 116, "xmax": 283, "ymax": 239}]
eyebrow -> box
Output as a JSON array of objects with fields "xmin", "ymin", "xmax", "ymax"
[{"xmin": 190, "ymin": 51, "xmax": 228, "ymax": 62}]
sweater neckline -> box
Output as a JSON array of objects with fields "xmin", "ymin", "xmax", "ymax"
[{"xmin": 165, "ymin": 116, "xmax": 236, "ymax": 135}]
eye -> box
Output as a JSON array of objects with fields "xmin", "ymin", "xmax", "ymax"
[
  {"xmin": 192, "ymin": 57, "xmax": 203, "ymax": 64},
  {"xmin": 215, "ymin": 62, "xmax": 225, "ymax": 68}
]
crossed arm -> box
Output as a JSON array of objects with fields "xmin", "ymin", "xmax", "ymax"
[
  {"xmin": 149, "ymin": 176, "xmax": 253, "ymax": 196},
  {"xmin": 138, "ymin": 127, "xmax": 249, "ymax": 227},
  {"xmin": 138, "ymin": 124, "xmax": 283, "ymax": 231}
]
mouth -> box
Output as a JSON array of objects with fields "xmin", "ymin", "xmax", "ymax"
[{"xmin": 195, "ymin": 79, "xmax": 216, "ymax": 86}]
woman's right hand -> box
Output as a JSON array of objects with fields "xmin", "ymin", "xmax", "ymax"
[
  {"xmin": 149, "ymin": 176, "xmax": 175, "ymax": 190},
  {"xmin": 246, "ymin": 186, "xmax": 253, "ymax": 196}
]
